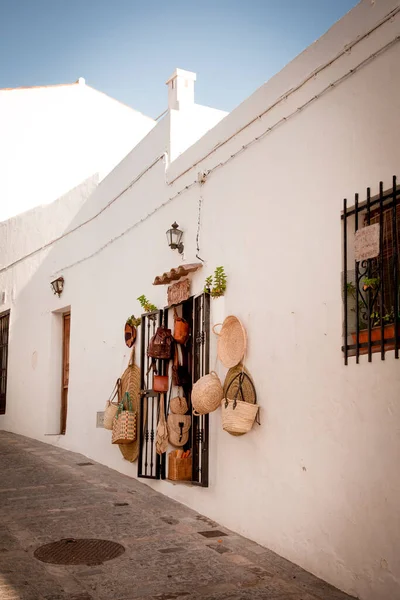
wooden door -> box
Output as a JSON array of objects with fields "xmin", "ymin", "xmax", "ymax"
[
  {"xmin": 0, "ymin": 311, "xmax": 10, "ymax": 415},
  {"xmin": 61, "ymin": 313, "xmax": 70, "ymax": 434}
]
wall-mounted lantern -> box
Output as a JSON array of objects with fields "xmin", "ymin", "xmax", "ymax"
[
  {"xmin": 51, "ymin": 276, "xmax": 64, "ymax": 297},
  {"xmin": 166, "ymin": 222, "xmax": 184, "ymax": 254}
]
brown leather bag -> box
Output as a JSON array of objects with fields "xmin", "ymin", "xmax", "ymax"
[
  {"xmin": 153, "ymin": 375, "xmax": 169, "ymax": 393},
  {"xmin": 173, "ymin": 308, "xmax": 190, "ymax": 345},
  {"xmin": 172, "ymin": 345, "xmax": 190, "ymax": 387},
  {"xmin": 147, "ymin": 326, "xmax": 173, "ymax": 360}
]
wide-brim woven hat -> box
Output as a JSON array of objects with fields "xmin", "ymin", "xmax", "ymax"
[
  {"xmin": 223, "ymin": 364, "xmax": 256, "ymax": 404},
  {"xmin": 118, "ymin": 347, "xmax": 141, "ymax": 462},
  {"xmin": 214, "ymin": 316, "xmax": 247, "ymax": 368}
]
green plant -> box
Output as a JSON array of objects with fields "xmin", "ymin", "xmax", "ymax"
[
  {"xmin": 137, "ymin": 295, "xmax": 158, "ymax": 313},
  {"xmin": 363, "ymin": 276, "xmax": 380, "ymax": 291},
  {"xmin": 126, "ymin": 315, "xmax": 141, "ymax": 327},
  {"xmin": 204, "ymin": 267, "xmax": 227, "ymax": 298}
]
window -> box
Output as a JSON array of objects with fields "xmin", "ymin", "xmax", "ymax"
[
  {"xmin": 342, "ymin": 177, "xmax": 400, "ymax": 364},
  {"xmin": 138, "ymin": 293, "xmax": 210, "ymax": 486},
  {"xmin": 0, "ymin": 310, "xmax": 10, "ymax": 414}
]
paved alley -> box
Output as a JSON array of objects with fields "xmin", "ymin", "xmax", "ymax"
[{"xmin": 0, "ymin": 432, "xmax": 355, "ymax": 600}]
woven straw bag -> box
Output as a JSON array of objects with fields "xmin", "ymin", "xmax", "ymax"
[
  {"xmin": 112, "ymin": 393, "xmax": 137, "ymax": 444},
  {"xmin": 156, "ymin": 394, "xmax": 169, "ymax": 455},
  {"xmin": 104, "ymin": 379, "xmax": 121, "ymax": 430},
  {"xmin": 170, "ymin": 395, "xmax": 188, "ymax": 415},
  {"xmin": 191, "ymin": 371, "xmax": 223, "ymax": 415},
  {"xmin": 167, "ymin": 414, "xmax": 191, "ymax": 447},
  {"xmin": 221, "ymin": 372, "xmax": 259, "ymax": 435},
  {"xmin": 168, "ymin": 452, "xmax": 192, "ymax": 481},
  {"xmin": 213, "ymin": 316, "xmax": 247, "ymax": 368},
  {"xmin": 118, "ymin": 348, "xmax": 141, "ymax": 461}
]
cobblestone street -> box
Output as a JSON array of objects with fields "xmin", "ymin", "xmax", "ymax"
[{"xmin": 0, "ymin": 432, "xmax": 355, "ymax": 600}]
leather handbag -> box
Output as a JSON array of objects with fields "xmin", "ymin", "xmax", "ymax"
[
  {"xmin": 147, "ymin": 326, "xmax": 173, "ymax": 360},
  {"xmin": 173, "ymin": 308, "xmax": 190, "ymax": 345},
  {"xmin": 167, "ymin": 414, "xmax": 191, "ymax": 447},
  {"xmin": 153, "ymin": 374, "xmax": 169, "ymax": 393},
  {"xmin": 172, "ymin": 345, "xmax": 190, "ymax": 387}
]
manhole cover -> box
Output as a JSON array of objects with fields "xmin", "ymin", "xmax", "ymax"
[
  {"xmin": 198, "ymin": 530, "xmax": 227, "ymax": 538},
  {"xmin": 34, "ymin": 538, "xmax": 125, "ymax": 565}
]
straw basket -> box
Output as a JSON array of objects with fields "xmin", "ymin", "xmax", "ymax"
[
  {"xmin": 191, "ymin": 371, "xmax": 223, "ymax": 415},
  {"xmin": 224, "ymin": 365, "xmax": 256, "ymax": 405},
  {"xmin": 221, "ymin": 399, "xmax": 259, "ymax": 435},
  {"xmin": 104, "ymin": 401, "xmax": 119, "ymax": 430},
  {"xmin": 168, "ymin": 453, "xmax": 192, "ymax": 481},
  {"xmin": 221, "ymin": 370, "xmax": 259, "ymax": 435},
  {"xmin": 117, "ymin": 348, "xmax": 141, "ymax": 461},
  {"xmin": 213, "ymin": 316, "xmax": 247, "ymax": 368},
  {"xmin": 170, "ymin": 396, "xmax": 188, "ymax": 415}
]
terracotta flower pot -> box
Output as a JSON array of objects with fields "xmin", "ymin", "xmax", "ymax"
[{"xmin": 351, "ymin": 323, "xmax": 400, "ymax": 354}]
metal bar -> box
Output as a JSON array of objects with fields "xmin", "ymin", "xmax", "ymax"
[
  {"xmin": 367, "ymin": 188, "xmax": 372, "ymax": 362},
  {"xmin": 150, "ymin": 396, "xmax": 155, "ymax": 477},
  {"xmin": 379, "ymin": 181, "xmax": 385, "ymax": 360},
  {"xmin": 160, "ymin": 308, "xmax": 168, "ymax": 480},
  {"xmin": 355, "ymin": 193, "xmax": 360, "ymax": 364},
  {"xmin": 343, "ymin": 198, "xmax": 348, "ymax": 365},
  {"xmin": 393, "ymin": 175, "xmax": 399, "ymax": 358},
  {"xmin": 341, "ymin": 189, "xmax": 397, "ymax": 218},
  {"xmin": 137, "ymin": 314, "xmax": 146, "ymax": 477}
]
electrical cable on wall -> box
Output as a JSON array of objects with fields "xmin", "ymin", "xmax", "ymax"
[
  {"xmin": 1, "ymin": 11, "xmax": 399, "ymax": 276},
  {"xmin": 195, "ymin": 193, "xmax": 205, "ymax": 263}
]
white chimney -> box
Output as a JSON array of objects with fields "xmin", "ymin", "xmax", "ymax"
[{"xmin": 166, "ymin": 68, "xmax": 196, "ymax": 111}]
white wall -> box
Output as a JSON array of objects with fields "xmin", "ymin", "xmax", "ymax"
[
  {"xmin": 1, "ymin": 1, "xmax": 400, "ymax": 599},
  {"xmin": 0, "ymin": 80, "xmax": 155, "ymax": 222}
]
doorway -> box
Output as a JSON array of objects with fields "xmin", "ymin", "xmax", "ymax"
[
  {"xmin": 61, "ymin": 313, "xmax": 70, "ymax": 434},
  {"xmin": 0, "ymin": 310, "xmax": 10, "ymax": 415}
]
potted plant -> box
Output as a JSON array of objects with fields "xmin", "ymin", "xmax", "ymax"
[
  {"xmin": 346, "ymin": 281, "xmax": 399, "ymax": 351},
  {"xmin": 137, "ymin": 295, "xmax": 158, "ymax": 321},
  {"xmin": 204, "ymin": 266, "xmax": 227, "ymax": 298}
]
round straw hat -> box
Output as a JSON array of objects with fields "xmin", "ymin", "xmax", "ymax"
[
  {"xmin": 223, "ymin": 364, "xmax": 256, "ymax": 405},
  {"xmin": 118, "ymin": 347, "xmax": 141, "ymax": 462},
  {"xmin": 213, "ymin": 316, "xmax": 247, "ymax": 368}
]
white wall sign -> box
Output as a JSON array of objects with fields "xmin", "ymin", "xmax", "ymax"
[{"xmin": 354, "ymin": 223, "xmax": 380, "ymax": 262}]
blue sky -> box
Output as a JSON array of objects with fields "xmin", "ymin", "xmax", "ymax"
[{"xmin": 0, "ymin": 0, "xmax": 358, "ymax": 118}]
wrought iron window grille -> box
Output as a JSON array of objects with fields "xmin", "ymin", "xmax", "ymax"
[{"xmin": 342, "ymin": 177, "xmax": 400, "ymax": 364}]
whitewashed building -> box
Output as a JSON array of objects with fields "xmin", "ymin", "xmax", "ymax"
[
  {"xmin": 1, "ymin": 1, "xmax": 400, "ymax": 599},
  {"xmin": 0, "ymin": 78, "xmax": 156, "ymax": 222}
]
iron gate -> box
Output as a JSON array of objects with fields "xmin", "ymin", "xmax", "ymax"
[{"xmin": 138, "ymin": 309, "xmax": 168, "ymax": 480}]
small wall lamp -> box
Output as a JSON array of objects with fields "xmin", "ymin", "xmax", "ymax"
[
  {"xmin": 51, "ymin": 276, "xmax": 64, "ymax": 297},
  {"xmin": 166, "ymin": 222, "xmax": 184, "ymax": 254}
]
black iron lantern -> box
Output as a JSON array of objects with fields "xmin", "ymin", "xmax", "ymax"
[
  {"xmin": 166, "ymin": 222, "xmax": 184, "ymax": 254},
  {"xmin": 51, "ymin": 276, "xmax": 64, "ymax": 297}
]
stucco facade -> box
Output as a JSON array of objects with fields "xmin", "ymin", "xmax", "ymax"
[
  {"xmin": 1, "ymin": 1, "xmax": 400, "ymax": 599},
  {"xmin": 0, "ymin": 79, "xmax": 156, "ymax": 222}
]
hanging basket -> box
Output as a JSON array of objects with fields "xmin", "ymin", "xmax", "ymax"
[
  {"xmin": 221, "ymin": 372, "xmax": 259, "ymax": 435},
  {"xmin": 191, "ymin": 371, "xmax": 223, "ymax": 415},
  {"xmin": 213, "ymin": 316, "xmax": 247, "ymax": 368}
]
